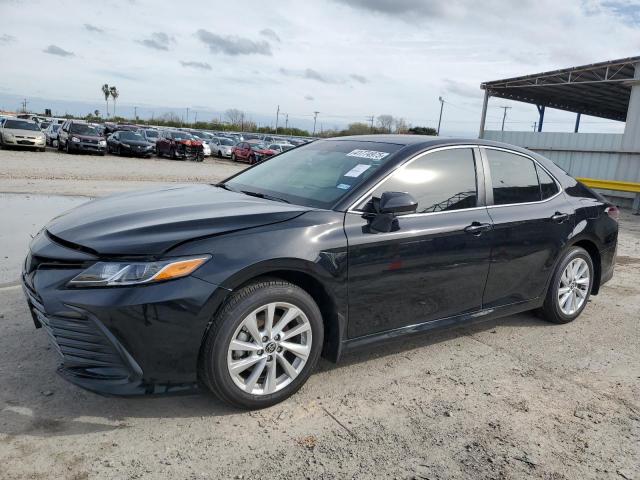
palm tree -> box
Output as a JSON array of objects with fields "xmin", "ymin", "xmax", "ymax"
[
  {"xmin": 101, "ymin": 84, "xmax": 110, "ymax": 117},
  {"xmin": 109, "ymin": 86, "xmax": 119, "ymax": 118}
]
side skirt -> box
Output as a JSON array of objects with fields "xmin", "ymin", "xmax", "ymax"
[{"xmin": 339, "ymin": 297, "xmax": 544, "ymax": 356}]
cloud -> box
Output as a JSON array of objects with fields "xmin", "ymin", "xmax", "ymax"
[
  {"xmin": 84, "ymin": 23, "xmax": 104, "ymax": 33},
  {"xmin": 280, "ymin": 67, "xmax": 342, "ymax": 84},
  {"xmin": 443, "ymin": 79, "xmax": 480, "ymax": 99},
  {"xmin": 305, "ymin": 95, "xmax": 315, "ymax": 101},
  {"xmin": 180, "ymin": 60, "xmax": 212, "ymax": 70},
  {"xmin": 43, "ymin": 45, "xmax": 74, "ymax": 57},
  {"xmin": 137, "ymin": 32, "xmax": 174, "ymax": 51},
  {"xmin": 196, "ymin": 29, "xmax": 272, "ymax": 56},
  {"xmin": 260, "ymin": 28, "xmax": 281, "ymax": 42},
  {"xmin": 333, "ymin": 0, "xmax": 448, "ymax": 18},
  {"xmin": 0, "ymin": 34, "xmax": 16, "ymax": 44},
  {"xmin": 350, "ymin": 74, "xmax": 368, "ymax": 84}
]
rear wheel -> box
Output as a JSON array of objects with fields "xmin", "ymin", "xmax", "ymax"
[
  {"xmin": 231, "ymin": 152, "xmax": 237, "ymax": 162},
  {"xmin": 200, "ymin": 280, "xmax": 323, "ymax": 409},
  {"xmin": 539, "ymin": 246, "xmax": 593, "ymax": 324},
  {"xmin": 218, "ymin": 150, "xmax": 222, "ymax": 158}
]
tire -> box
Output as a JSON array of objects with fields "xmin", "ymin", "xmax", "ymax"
[
  {"xmin": 218, "ymin": 150, "xmax": 222, "ymax": 158},
  {"xmin": 249, "ymin": 155, "xmax": 256, "ymax": 165},
  {"xmin": 200, "ymin": 279, "xmax": 324, "ymax": 409},
  {"xmin": 65, "ymin": 141, "xmax": 71, "ymax": 154},
  {"xmin": 170, "ymin": 147, "xmax": 177, "ymax": 160},
  {"xmin": 39, "ymin": 147, "xmax": 45, "ymax": 152},
  {"xmin": 539, "ymin": 246, "xmax": 594, "ymax": 324},
  {"xmin": 231, "ymin": 153, "xmax": 237, "ymax": 162}
]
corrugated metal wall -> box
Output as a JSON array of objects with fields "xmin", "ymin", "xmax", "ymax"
[{"xmin": 483, "ymin": 131, "xmax": 640, "ymax": 202}]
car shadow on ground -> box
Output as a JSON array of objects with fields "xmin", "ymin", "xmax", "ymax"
[{"xmin": 0, "ymin": 296, "xmax": 548, "ymax": 439}]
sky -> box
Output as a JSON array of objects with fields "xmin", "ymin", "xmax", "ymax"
[{"xmin": 1, "ymin": 0, "xmax": 639, "ymax": 135}]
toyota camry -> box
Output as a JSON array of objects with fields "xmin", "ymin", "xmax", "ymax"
[{"xmin": 22, "ymin": 136, "xmax": 618, "ymax": 409}]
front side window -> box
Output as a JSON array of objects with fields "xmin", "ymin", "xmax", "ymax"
[
  {"xmin": 225, "ymin": 139, "xmax": 403, "ymax": 209},
  {"xmin": 486, "ymin": 149, "xmax": 540, "ymax": 205},
  {"xmin": 359, "ymin": 148, "xmax": 478, "ymax": 213}
]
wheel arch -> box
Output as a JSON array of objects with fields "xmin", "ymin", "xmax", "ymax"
[
  {"xmin": 200, "ymin": 261, "xmax": 346, "ymax": 365},
  {"xmin": 568, "ymin": 238, "xmax": 602, "ymax": 295}
]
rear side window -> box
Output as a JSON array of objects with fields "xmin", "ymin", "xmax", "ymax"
[
  {"xmin": 536, "ymin": 165, "xmax": 559, "ymax": 199},
  {"xmin": 363, "ymin": 148, "xmax": 478, "ymax": 213},
  {"xmin": 486, "ymin": 150, "xmax": 540, "ymax": 205}
]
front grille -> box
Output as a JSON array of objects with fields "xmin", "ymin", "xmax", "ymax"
[{"xmin": 23, "ymin": 286, "xmax": 135, "ymax": 381}]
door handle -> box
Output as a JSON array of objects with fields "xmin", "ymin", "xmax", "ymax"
[
  {"xmin": 551, "ymin": 212, "xmax": 569, "ymax": 223},
  {"xmin": 464, "ymin": 222, "xmax": 492, "ymax": 235}
]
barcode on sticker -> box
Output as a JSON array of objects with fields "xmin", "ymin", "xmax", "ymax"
[{"xmin": 346, "ymin": 149, "xmax": 390, "ymax": 161}]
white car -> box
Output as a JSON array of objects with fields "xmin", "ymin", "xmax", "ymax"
[
  {"xmin": 0, "ymin": 118, "xmax": 46, "ymax": 151},
  {"xmin": 201, "ymin": 141, "xmax": 211, "ymax": 157},
  {"xmin": 212, "ymin": 137, "xmax": 236, "ymax": 158}
]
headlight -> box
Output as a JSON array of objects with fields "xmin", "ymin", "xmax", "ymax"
[
  {"xmin": 68, "ymin": 255, "xmax": 210, "ymax": 287},
  {"xmin": 4, "ymin": 133, "xmax": 14, "ymax": 140},
  {"xmin": 99, "ymin": 140, "xmax": 106, "ymax": 146},
  {"xmin": 71, "ymin": 136, "xmax": 80, "ymax": 143}
]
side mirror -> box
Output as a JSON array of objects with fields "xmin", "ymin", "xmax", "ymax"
[{"xmin": 377, "ymin": 191, "xmax": 418, "ymax": 215}]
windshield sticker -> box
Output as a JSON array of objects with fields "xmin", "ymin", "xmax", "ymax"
[
  {"xmin": 344, "ymin": 164, "xmax": 372, "ymax": 177},
  {"xmin": 346, "ymin": 149, "xmax": 390, "ymax": 161},
  {"xmin": 337, "ymin": 183, "xmax": 352, "ymax": 190}
]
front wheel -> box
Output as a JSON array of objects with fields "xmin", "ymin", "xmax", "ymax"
[
  {"xmin": 539, "ymin": 246, "xmax": 594, "ymax": 324},
  {"xmin": 231, "ymin": 152, "xmax": 237, "ymax": 162},
  {"xmin": 200, "ymin": 280, "xmax": 324, "ymax": 409}
]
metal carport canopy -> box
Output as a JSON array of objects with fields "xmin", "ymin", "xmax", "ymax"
[{"xmin": 480, "ymin": 56, "xmax": 640, "ymax": 122}]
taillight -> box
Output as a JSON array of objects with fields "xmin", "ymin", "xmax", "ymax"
[{"xmin": 605, "ymin": 206, "xmax": 619, "ymax": 221}]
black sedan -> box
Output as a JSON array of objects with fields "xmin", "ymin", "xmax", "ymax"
[
  {"xmin": 107, "ymin": 131, "xmax": 154, "ymax": 157},
  {"xmin": 22, "ymin": 136, "xmax": 618, "ymax": 409}
]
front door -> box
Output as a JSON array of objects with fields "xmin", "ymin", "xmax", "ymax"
[{"xmin": 345, "ymin": 147, "xmax": 493, "ymax": 338}]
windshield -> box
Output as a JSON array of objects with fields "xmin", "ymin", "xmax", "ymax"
[
  {"xmin": 219, "ymin": 138, "xmax": 235, "ymax": 146},
  {"xmin": 120, "ymin": 131, "xmax": 144, "ymax": 141},
  {"xmin": 51, "ymin": 125, "xmax": 60, "ymax": 132},
  {"xmin": 4, "ymin": 120, "xmax": 40, "ymax": 131},
  {"xmin": 70, "ymin": 124, "xmax": 98, "ymax": 135},
  {"xmin": 225, "ymin": 140, "xmax": 403, "ymax": 209},
  {"xmin": 145, "ymin": 130, "xmax": 158, "ymax": 137},
  {"xmin": 251, "ymin": 144, "xmax": 267, "ymax": 150},
  {"xmin": 172, "ymin": 132, "xmax": 193, "ymax": 140}
]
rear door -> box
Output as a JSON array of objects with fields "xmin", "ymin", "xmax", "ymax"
[
  {"xmin": 480, "ymin": 147, "xmax": 573, "ymax": 308},
  {"xmin": 345, "ymin": 146, "xmax": 493, "ymax": 338}
]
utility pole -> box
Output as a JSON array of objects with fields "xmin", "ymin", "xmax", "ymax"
[
  {"xmin": 134, "ymin": 106, "xmax": 137, "ymax": 120},
  {"xmin": 499, "ymin": 106, "xmax": 512, "ymax": 131},
  {"xmin": 313, "ymin": 111, "xmax": 319, "ymax": 136},
  {"xmin": 437, "ymin": 97, "xmax": 444, "ymax": 135},
  {"xmin": 275, "ymin": 105, "xmax": 280, "ymax": 134},
  {"xmin": 186, "ymin": 107, "xmax": 190, "ymax": 125},
  {"xmin": 285, "ymin": 113, "xmax": 289, "ymax": 132},
  {"xmin": 194, "ymin": 111, "xmax": 198, "ymax": 124},
  {"xmin": 21, "ymin": 98, "xmax": 28, "ymax": 113},
  {"xmin": 366, "ymin": 115, "xmax": 375, "ymax": 132},
  {"xmin": 532, "ymin": 122, "xmax": 537, "ymax": 132}
]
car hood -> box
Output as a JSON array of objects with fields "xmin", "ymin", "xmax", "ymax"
[
  {"xmin": 120, "ymin": 140, "xmax": 151, "ymax": 147},
  {"xmin": 46, "ymin": 184, "xmax": 310, "ymax": 256},
  {"xmin": 2, "ymin": 128, "xmax": 44, "ymax": 137},
  {"xmin": 71, "ymin": 134, "xmax": 103, "ymax": 141}
]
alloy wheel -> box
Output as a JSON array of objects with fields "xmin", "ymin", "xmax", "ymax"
[
  {"xmin": 557, "ymin": 257, "xmax": 590, "ymax": 316},
  {"xmin": 227, "ymin": 302, "xmax": 312, "ymax": 395}
]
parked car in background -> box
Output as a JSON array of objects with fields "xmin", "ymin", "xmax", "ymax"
[
  {"xmin": 43, "ymin": 123, "xmax": 61, "ymax": 146},
  {"xmin": 107, "ymin": 131, "xmax": 154, "ymax": 157},
  {"xmin": 58, "ymin": 120, "xmax": 106, "ymax": 155},
  {"xmin": 139, "ymin": 129, "xmax": 159, "ymax": 152},
  {"xmin": 231, "ymin": 142, "xmax": 277, "ymax": 164},
  {"xmin": 0, "ymin": 118, "xmax": 46, "ymax": 151},
  {"xmin": 212, "ymin": 137, "xmax": 235, "ymax": 158},
  {"xmin": 39, "ymin": 121, "xmax": 51, "ymax": 131},
  {"xmin": 189, "ymin": 131, "xmax": 214, "ymax": 157},
  {"xmin": 267, "ymin": 143, "xmax": 294, "ymax": 154},
  {"xmin": 156, "ymin": 130, "xmax": 204, "ymax": 161}
]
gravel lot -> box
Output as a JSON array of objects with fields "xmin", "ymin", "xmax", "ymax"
[{"xmin": 0, "ymin": 148, "xmax": 638, "ymax": 479}]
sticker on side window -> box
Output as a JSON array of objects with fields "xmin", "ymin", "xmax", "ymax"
[
  {"xmin": 346, "ymin": 149, "xmax": 390, "ymax": 161},
  {"xmin": 344, "ymin": 164, "xmax": 372, "ymax": 177}
]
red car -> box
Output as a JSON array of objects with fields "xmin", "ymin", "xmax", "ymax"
[
  {"xmin": 156, "ymin": 130, "xmax": 204, "ymax": 161},
  {"xmin": 231, "ymin": 142, "xmax": 277, "ymax": 164}
]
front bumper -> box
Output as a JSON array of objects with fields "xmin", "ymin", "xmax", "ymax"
[
  {"xmin": 68, "ymin": 141, "xmax": 106, "ymax": 154},
  {"xmin": 22, "ymin": 233, "xmax": 228, "ymax": 395},
  {"xmin": 120, "ymin": 144, "xmax": 153, "ymax": 156},
  {"xmin": 2, "ymin": 136, "xmax": 45, "ymax": 148}
]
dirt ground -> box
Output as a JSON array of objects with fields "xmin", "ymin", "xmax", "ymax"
[{"xmin": 0, "ymin": 148, "xmax": 638, "ymax": 479}]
